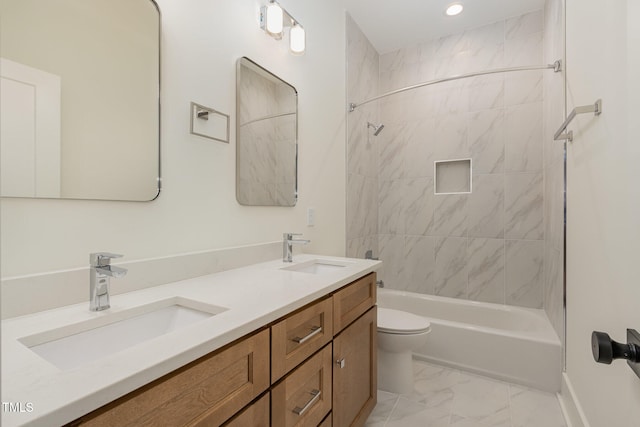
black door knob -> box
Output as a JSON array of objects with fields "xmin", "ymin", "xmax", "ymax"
[{"xmin": 591, "ymin": 331, "xmax": 640, "ymax": 364}]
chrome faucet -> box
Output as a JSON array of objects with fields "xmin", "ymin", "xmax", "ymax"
[
  {"xmin": 89, "ymin": 252, "xmax": 127, "ymax": 311},
  {"xmin": 283, "ymin": 233, "xmax": 310, "ymax": 262}
]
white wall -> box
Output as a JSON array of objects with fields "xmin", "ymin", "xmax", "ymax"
[
  {"xmin": 0, "ymin": 0, "xmax": 347, "ymax": 278},
  {"xmin": 564, "ymin": 0, "xmax": 640, "ymax": 425}
]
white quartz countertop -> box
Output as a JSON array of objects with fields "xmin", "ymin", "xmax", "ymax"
[{"xmin": 1, "ymin": 255, "xmax": 381, "ymax": 427}]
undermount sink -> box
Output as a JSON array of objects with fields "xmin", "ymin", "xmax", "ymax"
[
  {"xmin": 281, "ymin": 259, "xmax": 352, "ymax": 274},
  {"xmin": 19, "ymin": 297, "xmax": 227, "ymax": 371}
]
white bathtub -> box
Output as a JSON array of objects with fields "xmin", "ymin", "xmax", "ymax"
[{"xmin": 378, "ymin": 289, "xmax": 562, "ymax": 392}]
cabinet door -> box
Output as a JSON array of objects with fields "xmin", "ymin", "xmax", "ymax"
[
  {"xmin": 333, "ymin": 273, "xmax": 376, "ymax": 334},
  {"xmin": 272, "ymin": 297, "xmax": 333, "ymax": 382},
  {"xmin": 333, "ymin": 307, "xmax": 377, "ymax": 427},
  {"xmin": 272, "ymin": 344, "xmax": 333, "ymax": 427}
]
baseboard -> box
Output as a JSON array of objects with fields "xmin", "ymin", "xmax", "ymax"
[{"xmin": 558, "ymin": 372, "xmax": 590, "ymax": 427}]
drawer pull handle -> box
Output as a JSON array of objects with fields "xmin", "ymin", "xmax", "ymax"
[
  {"xmin": 293, "ymin": 389, "xmax": 321, "ymax": 416},
  {"xmin": 292, "ymin": 325, "xmax": 322, "ymax": 344}
]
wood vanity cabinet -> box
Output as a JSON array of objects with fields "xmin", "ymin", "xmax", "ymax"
[
  {"xmin": 270, "ymin": 272, "xmax": 376, "ymax": 427},
  {"xmin": 332, "ymin": 306, "xmax": 377, "ymax": 427},
  {"xmin": 69, "ymin": 328, "xmax": 270, "ymax": 427},
  {"xmin": 332, "ymin": 273, "xmax": 377, "ymax": 427},
  {"xmin": 318, "ymin": 413, "xmax": 333, "ymax": 427},
  {"xmin": 221, "ymin": 392, "xmax": 270, "ymax": 427},
  {"xmin": 67, "ymin": 272, "xmax": 377, "ymax": 427}
]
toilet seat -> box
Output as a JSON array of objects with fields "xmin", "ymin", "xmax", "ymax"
[{"xmin": 377, "ymin": 307, "xmax": 431, "ymax": 335}]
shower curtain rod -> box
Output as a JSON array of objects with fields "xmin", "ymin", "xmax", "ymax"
[
  {"xmin": 239, "ymin": 111, "xmax": 296, "ymax": 127},
  {"xmin": 348, "ymin": 60, "xmax": 562, "ymax": 112}
]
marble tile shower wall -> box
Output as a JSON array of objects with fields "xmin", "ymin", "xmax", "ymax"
[
  {"xmin": 346, "ymin": 14, "xmax": 380, "ymax": 259},
  {"xmin": 376, "ymin": 11, "xmax": 547, "ymax": 308},
  {"xmin": 542, "ymin": 0, "xmax": 565, "ymax": 340}
]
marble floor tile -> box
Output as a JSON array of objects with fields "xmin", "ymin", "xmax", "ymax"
[
  {"xmin": 449, "ymin": 414, "xmax": 511, "ymax": 427},
  {"xmin": 509, "ymin": 385, "xmax": 567, "ymax": 427},
  {"xmin": 384, "ymin": 398, "xmax": 451, "ymax": 427},
  {"xmin": 450, "ymin": 372, "xmax": 511, "ymax": 425},
  {"xmin": 401, "ymin": 362, "xmax": 461, "ymax": 411},
  {"xmin": 365, "ymin": 390, "xmax": 400, "ymax": 427},
  {"xmin": 365, "ymin": 360, "xmax": 567, "ymax": 427}
]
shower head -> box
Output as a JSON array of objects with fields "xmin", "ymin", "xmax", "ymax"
[{"xmin": 367, "ymin": 122, "xmax": 385, "ymax": 136}]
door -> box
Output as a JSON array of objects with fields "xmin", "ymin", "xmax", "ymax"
[
  {"xmin": 0, "ymin": 58, "xmax": 61, "ymax": 197},
  {"xmin": 564, "ymin": 0, "xmax": 640, "ymax": 425}
]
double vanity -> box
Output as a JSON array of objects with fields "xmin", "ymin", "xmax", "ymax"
[{"xmin": 1, "ymin": 255, "xmax": 380, "ymax": 427}]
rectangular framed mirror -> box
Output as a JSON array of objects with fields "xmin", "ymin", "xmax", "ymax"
[
  {"xmin": 236, "ymin": 57, "xmax": 298, "ymax": 206},
  {"xmin": 0, "ymin": 0, "xmax": 160, "ymax": 201}
]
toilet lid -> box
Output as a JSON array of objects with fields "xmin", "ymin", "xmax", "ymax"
[{"xmin": 378, "ymin": 307, "xmax": 431, "ymax": 334}]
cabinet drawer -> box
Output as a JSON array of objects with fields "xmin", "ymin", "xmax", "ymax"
[
  {"xmin": 318, "ymin": 412, "xmax": 332, "ymax": 427},
  {"xmin": 272, "ymin": 344, "xmax": 333, "ymax": 427},
  {"xmin": 333, "ymin": 273, "xmax": 376, "ymax": 334},
  {"xmin": 221, "ymin": 393, "xmax": 270, "ymax": 427},
  {"xmin": 73, "ymin": 329, "xmax": 270, "ymax": 427},
  {"xmin": 272, "ymin": 297, "xmax": 333, "ymax": 382}
]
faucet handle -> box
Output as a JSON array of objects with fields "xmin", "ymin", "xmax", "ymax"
[
  {"xmin": 283, "ymin": 232, "xmax": 303, "ymax": 240},
  {"xmin": 90, "ymin": 252, "xmax": 123, "ymax": 266}
]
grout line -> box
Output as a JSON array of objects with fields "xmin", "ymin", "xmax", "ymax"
[
  {"xmin": 507, "ymin": 383, "xmax": 515, "ymax": 427},
  {"xmin": 383, "ymin": 393, "xmax": 401, "ymax": 427}
]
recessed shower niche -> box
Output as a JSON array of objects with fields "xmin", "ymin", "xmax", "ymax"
[{"xmin": 434, "ymin": 159, "xmax": 472, "ymax": 195}]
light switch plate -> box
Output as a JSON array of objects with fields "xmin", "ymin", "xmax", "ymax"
[
  {"xmin": 307, "ymin": 208, "xmax": 315, "ymax": 226},
  {"xmin": 628, "ymin": 329, "xmax": 640, "ymax": 379}
]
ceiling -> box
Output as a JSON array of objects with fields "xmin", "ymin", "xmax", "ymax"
[{"xmin": 344, "ymin": 0, "xmax": 546, "ymax": 54}]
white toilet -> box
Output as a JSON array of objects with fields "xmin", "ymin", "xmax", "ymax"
[{"xmin": 377, "ymin": 307, "xmax": 431, "ymax": 394}]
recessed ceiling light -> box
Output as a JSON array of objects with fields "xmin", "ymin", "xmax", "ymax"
[{"xmin": 446, "ymin": 3, "xmax": 464, "ymax": 16}]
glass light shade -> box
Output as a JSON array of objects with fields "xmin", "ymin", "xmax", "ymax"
[
  {"xmin": 289, "ymin": 24, "xmax": 305, "ymax": 54},
  {"xmin": 446, "ymin": 3, "xmax": 463, "ymax": 16},
  {"xmin": 266, "ymin": 3, "xmax": 283, "ymax": 36}
]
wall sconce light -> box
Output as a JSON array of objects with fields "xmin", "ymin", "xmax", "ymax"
[
  {"xmin": 264, "ymin": 1, "xmax": 284, "ymax": 37},
  {"xmin": 289, "ymin": 22, "xmax": 305, "ymax": 55},
  {"xmin": 260, "ymin": 0, "xmax": 306, "ymax": 55}
]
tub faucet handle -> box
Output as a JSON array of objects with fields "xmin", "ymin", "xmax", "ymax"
[{"xmin": 365, "ymin": 249, "xmax": 379, "ymax": 260}]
